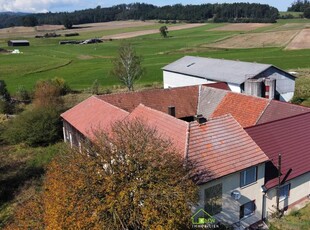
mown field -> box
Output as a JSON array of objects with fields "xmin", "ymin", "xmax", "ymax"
[{"xmin": 0, "ymin": 19, "xmax": 310, "ymax": 93}]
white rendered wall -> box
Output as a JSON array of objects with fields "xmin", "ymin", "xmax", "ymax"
[
  {"xmin": 264, "ymin": 172, "xmax": 310, "ymax": 219},
  {"xmin": 228, "ymin": 83, "xmax": 241, "ymax": 93},
  {"xmin": 163, "ymin": 71, "xmax": 215, "ymax": 88},
  {"xmin": 195, "ymin": 164, "xmax": 265, "ymax": 228}
]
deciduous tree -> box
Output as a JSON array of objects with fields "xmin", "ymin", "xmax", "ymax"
[
  {"xmin": 159, "ymin": 25, "xmax": 168, "ymax": 38},
  {"xmin": 111, "ymin": 43, "xmax": 144, "ymax": 91},
  {"xmin": 33, "ymin": 79, "xmax": 64, "ymax": 109}
]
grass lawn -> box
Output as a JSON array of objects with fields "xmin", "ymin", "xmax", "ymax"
[
  {"xmin": 0, "ymin": 143, "xmax": 66, "ymax": 228},
  {"xmin": 1, "ymin": 20, "xmax": 310, "ymax": 93},
  {"xmin": 269, "ymin": 203, "xmax": 310, "ymax": 230}
]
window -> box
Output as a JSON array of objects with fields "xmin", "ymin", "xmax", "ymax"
[
  {"xmin": 240, "ymin": 166, "xmax": 257, "ymax": 187},
  {"xmin": 204, "ymin": 184, "xmax": 222, "ymax": 215},
  {"xmin": 240, "ymin": 200, "xmax": 255, "ymax": 219},
  {"xmin": 279, "ymin": 184, "xmax": 290, "ymax": 201}
]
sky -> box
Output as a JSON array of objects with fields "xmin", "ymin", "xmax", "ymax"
[{"xmin": 0, "ymin": 0, "xmax": 294, "ymax": 13}]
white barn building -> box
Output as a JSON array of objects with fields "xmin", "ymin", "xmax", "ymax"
[{"xmin": 162, "ymin": 56, "xmax": 296, "ymax": 102}]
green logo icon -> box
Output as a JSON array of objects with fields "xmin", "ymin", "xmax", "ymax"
[{"xmin": 191, "ymin": 209, "xmax": 216, "ymax": 225}]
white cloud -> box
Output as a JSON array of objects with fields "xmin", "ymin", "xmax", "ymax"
[{"xmin": 0, "ymin": 0, "xmax": 81, "ymax": 13}]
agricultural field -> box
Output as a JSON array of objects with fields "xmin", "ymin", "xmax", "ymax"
[{"xmin": 0, "ymin": 19, "xmax": 310, "ymax": 93}]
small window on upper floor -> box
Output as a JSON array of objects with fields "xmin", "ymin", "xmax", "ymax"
[{"xmin": 240, "ymin": 166, "xmax": 257, "ymax": 187}]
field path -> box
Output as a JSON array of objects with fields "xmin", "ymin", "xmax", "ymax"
[
  {"xmin": 101, "ymin": 23, "xmax": 206, "ymax": 39},
  {"xmin": 286, "ymin": 28, "xmax": 310, "ymax": 50}
]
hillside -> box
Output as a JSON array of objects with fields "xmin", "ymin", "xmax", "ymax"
[{"xmin": 0, "ymin": 3, "xmax": 279, "ymax": 28}]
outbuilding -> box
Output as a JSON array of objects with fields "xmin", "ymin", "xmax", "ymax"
[
  {"xmin": 162, "ymin": 56, "xmax": 296, "ymax": 102},
  {"xmin": 8, "ymin": 40, "xmax": 30, "ymax": 47}
]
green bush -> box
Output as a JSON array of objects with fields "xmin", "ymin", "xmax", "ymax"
[
  {"xmin": 52, "ymin": 77, "xmax": 71, "ymax": 96},
  {"xmin": 2, "ymin": 107, "xmax": 62, "ymax": 146},
  {"xmin": 15, "ymin": 85, "xmax": 31, "ymax": 101}
]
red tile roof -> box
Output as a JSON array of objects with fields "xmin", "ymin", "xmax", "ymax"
[
  {"xmin": 61, "ymin": 96, "xmax": 129, "ymax": 139},
  {"xmin": 245, "ymin": 112, "xmax": 310, "ymax": 189},
  {"xmin": 126, "ymin": 104, "xmax": 189, "ymax": 155},
  {"xmin": 211, "ymin": 92, "xmax": 269, "ymax": 128},
  {"xmin": 96, "ymin": 86, "xmax": 199, "ymax": 118},
  {"xmin": 257, "ymin": 100, "xmax": 310, "ymax": 125},
  {"xmin": 203, "ymin": 82, "xmax": 231, "ymax": 91},
  {"xmin": 188, "ymin": 114, "xmax": 268, "ymax": 184}
]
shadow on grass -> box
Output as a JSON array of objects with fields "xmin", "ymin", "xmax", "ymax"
[{"xmin": 0, "ymin": 162, "xmax": 44, "ymax": 206}]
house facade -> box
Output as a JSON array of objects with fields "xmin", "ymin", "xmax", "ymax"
[
  {"xmin": 162, "ymin": 56, "xmax": 296, "ymax": 102},
  {"xmin": 197, "ymin": 164, "xmax": 265, "ymax": 228},
  {"xmin": 246, "ymin": 112, "xmax": 310, "ymax": 220},
  {"xmin": 61, "ymin": 85, "xmax": 309, "ymax": 229}
]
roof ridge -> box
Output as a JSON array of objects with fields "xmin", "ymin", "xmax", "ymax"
[
  {"xmin": 255, "ymin": 99, "xmax": 272, "ymax": 125},
  {"xmin": 60, "ymin": 95, "xmax": 98, "ymax": 117},
  {"xmin": 245, "ymin": 111, "xmax": 310, "ymax": 130},
  {"xmin": 94, "ymin": 96, "xmax": 129, "ymax": 114},
  {"xmin": 97, "ymin": 85, "xmax": 199, "ymax": 98},
  {"xmin": 227, "ymin": 91, "xmax": 270, "ymax": 102},
  {"xmin": 201, "ymin": 84, "xmax": 230, "ymax": 93},
  {"xmin": 133, "ymin": 103, "xmax": 188, "ymax": 126},
  {"xmin": 180, "ymin": 55, "xmax": 272, "ymax": 66},
  {"xmin": 184, "ymin": 123, "xmax": 190, "ymax": 161},
  {"xmin": 189, "ymin": 114, "xmax": 233, "ymax": 126},
  {"xmin": 270, "ymin": 99, "xmax": 310, "ymax": 109}
]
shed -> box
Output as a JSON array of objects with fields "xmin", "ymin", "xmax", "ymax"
[{"xmin": 8, "ymin": 40, "xmax": 30, "ymax": 47}]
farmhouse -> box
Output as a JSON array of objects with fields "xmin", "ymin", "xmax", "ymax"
[
  {"xmin": 162, "ymin": 56, "xmax": 296, "ymax": 102},
  {"xmin": 7, "ymin": 40, "xmax": 30, "ymax": 47},
  {"xmin": 61, "ymin": 85, "xmax": 310, "ymax": 229}
]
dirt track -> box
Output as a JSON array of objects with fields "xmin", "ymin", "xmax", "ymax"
[
  {"xmin": 101, "ymin": 23, "xmax": 206, "ymax": 39},
  {"xmin": 286, "ymin": 28, "xmax": 310, "ymax": 50}
]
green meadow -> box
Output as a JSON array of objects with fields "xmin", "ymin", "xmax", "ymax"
[{"xmin": 1, "ymin": 20, "xmax": 310, "ymax": 93}]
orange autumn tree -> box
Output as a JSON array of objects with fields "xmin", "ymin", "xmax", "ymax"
[{"xmin": 7, "ymin": 120, "xmax": 198, "ymax": 229}]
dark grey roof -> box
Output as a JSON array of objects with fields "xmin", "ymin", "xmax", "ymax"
[
  {"xmin": 162, "ymin": 56, "xmax": 272, "ymax": 84},
  {"xmin": 197, "ymin": 85, "xmax": 228, "ymax": 119}
]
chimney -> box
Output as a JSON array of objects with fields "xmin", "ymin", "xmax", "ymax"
[
  {"xmin": 168, "ymin": 106, "xmax": 176, "ymax": 117},
  {"xmin": 195, "ymin": 114, "xmax": 207, "ymax": 124}
]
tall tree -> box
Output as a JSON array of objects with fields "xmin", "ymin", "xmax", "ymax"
[{"xmin": 111, "ymin": 43, "xmax": 144, "ymax": 91}]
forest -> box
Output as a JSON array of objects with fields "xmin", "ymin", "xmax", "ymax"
[{"xmin": 0, "ymin": 2, "xmax": 279, "ymax": 28}]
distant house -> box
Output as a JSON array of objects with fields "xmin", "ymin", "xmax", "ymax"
[
  {"xmin": 7, "ymin": 40, "xmax": 30, "ymax": 47},
  {"xmin": 162, "ymin": 56, "xmax": 296, "ymax": 102},
  {"xmin": 61, "ymin": 85, "xmax": 310, "ymax": 229}
]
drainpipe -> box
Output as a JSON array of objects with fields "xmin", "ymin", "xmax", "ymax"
[{"xmin": 276, "ymin": 154, "xmax": 282, "ymax": 212}]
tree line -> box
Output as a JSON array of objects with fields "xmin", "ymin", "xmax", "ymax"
[
  {"xmin": 288, "ymin": 0, "xmax": 310, "ymax": 12},
  {"xmin": 0, "ymin": 2, "xmax": 279, "ymax": 28},
  {"xmin": 288, "ymin": 0, "xmax": 310, "ymax": 18}
]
